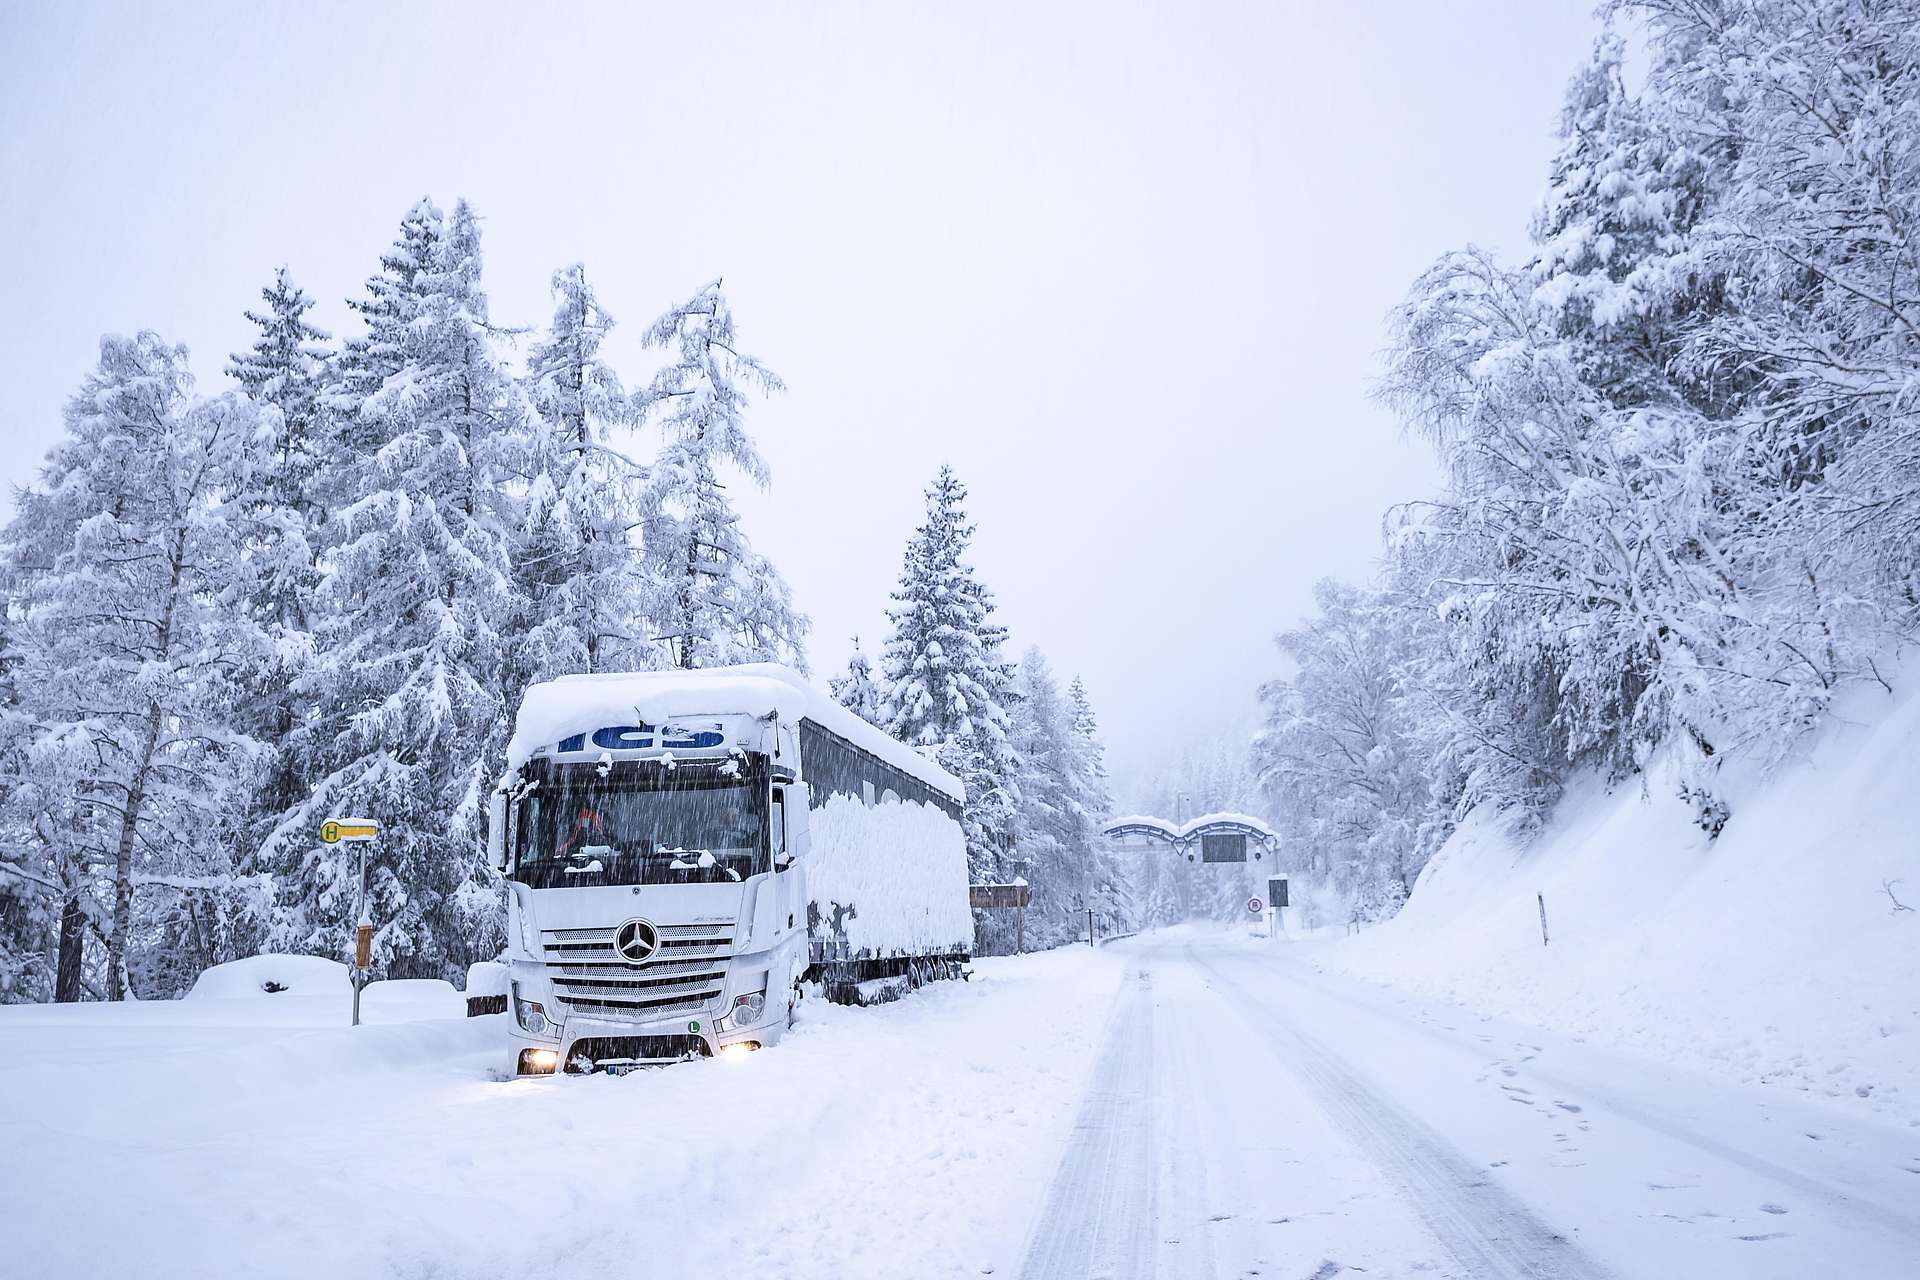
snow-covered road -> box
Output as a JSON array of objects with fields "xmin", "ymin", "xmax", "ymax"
[
  {"xmin": 1017, "ymin": 932, "xmax": 1920, "ymax": 1279},
  {"xmin": 4, "ymin": 930, "xmax": 1917, "ymax": 1278}
]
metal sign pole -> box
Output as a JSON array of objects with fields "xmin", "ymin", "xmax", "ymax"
[
  {"xmin": 352, "ymin": 840, "xmax": 369, "ymax": 1027},
  {"xmin": 321, "ymin": 817, "xmax": 380, "ymax": 1028}
]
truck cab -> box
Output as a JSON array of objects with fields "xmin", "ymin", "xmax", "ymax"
[{"xmin": 491, "ymin": 711, "xmax": 810, "ymax": 1074}]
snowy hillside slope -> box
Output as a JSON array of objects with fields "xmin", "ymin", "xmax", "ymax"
[{"xmin": 1312, "ymin": 671, "xmax": 1920, "ymax": 1126}]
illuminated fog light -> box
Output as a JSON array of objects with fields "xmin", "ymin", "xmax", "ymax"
[
  {"xmin": 519, "ymin": 1047, "xmax": 560, "ymax": 1075},
  {"xmin": 718, "ymin": 1042, "xmax": 759, "ymax": 1062}
]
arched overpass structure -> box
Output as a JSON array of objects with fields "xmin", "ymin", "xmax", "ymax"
[{"xmin": 1100, "ymin": 812, "xmax": 1277, "ymax": 863}]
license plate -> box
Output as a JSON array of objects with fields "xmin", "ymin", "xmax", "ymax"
[{"xmin": 603, "ymin": 1063, "xmax": 642, "ymax": 1076}]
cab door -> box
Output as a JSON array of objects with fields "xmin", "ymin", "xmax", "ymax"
[{"xmin": 771, "ymin": 784, "xmax": 810, "ymax": 1005}]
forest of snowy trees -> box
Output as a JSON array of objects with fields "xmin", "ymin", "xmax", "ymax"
[
  {"xmin": 0, "ymin": 199, "xmax": 1122, "ymax": 999},
  {"xmin": 1256, "ymin": 0, "xmax": 1920, "ymax": 920}
]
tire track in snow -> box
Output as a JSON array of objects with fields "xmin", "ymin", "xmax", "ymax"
[
  {"xmin": 1189, "ymin": 946, "xmax": 1607, "ymax": 1280},
  {"xmin": 1015, "ymin": 969, "xmax": 1157, "ymax": 1280},
  {"xmin": 1151, "ymin": 972, "xmax": 1219, "ymax": 1279}
]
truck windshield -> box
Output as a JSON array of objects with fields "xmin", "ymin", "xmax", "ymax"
[{"xmin": 511, "ymin": 760, "xmax": 769, "ymax": 889}]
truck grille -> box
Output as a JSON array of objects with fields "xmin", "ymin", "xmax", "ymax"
[
  {"xmin": 566, "ymin": 1035, "xmax": 711, "ymax": 1072},
  {"xmin": 539, "ymin": 921, "xmax": 734, "ymax": 1020}
]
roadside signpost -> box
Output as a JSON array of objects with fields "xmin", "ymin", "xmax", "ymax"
[
  {"xmin": 970, "ymin": 881, "xmax": 1032, "ymax": 953},
  {"xmin": 1266, "ymin": 875, "xmax": 1289, "ymax": 939},
  {"xmin": 320, "ymin": 817, "xmax": 380, "ymax": 1026}
]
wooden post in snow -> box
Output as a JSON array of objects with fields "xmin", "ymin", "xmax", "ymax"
[{"xmin": 1537, "ymin": 892, "xmax": 1550, "ymax": 947}]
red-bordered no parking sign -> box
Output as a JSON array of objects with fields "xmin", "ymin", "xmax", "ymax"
[{"xmin": 1247, "ymin": 896, "xmax": 1264, "ymax": 914}]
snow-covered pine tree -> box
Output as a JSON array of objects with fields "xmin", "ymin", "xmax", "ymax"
[
  {"xmin": 636, "ymin": 280, "xmax": 807, "ymax": 670},
  {"xmin": 226, "ymin": 266, "xmax": 331, "ymax": 513},
  {"xmin": 0, "ymin": 334, "xmax": 266, "ymax": 999},
  {"xmin": 332, "ymin": 200, "xmax": 441, "ymax": 403},
  {"xmin": 1007, "ymin": 650, "xmax": 1070, "ymax": 944},
  {"xmin": 1066, "ymin": 676, "xmax": 1132, "ymax": 933},
  {"xmin": 517, "ymin": 263, "xmax": 653, "ymax": 681},
  {"xmin": 224, "ymin": 268, "xmax": 334, "ymax": 956},
  {"xmin": 258, "ymin": 199, "xmax": 523, "ymax": 982},
  {"xmin": 879, "ymin": 466, "xmax": 1018, "ymax": 886},
  {"xmin": 0, "ymin": 602, "xmax": 51, "ymax": 1002},
  {"xmin": 828, "ymin": 636, "xmax": 883, "ymax": 725}
]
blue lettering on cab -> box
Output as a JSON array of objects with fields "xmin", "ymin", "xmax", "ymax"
[{"xmin": 591, "ymin": 725, "xmax": 656, "ymax": 750}]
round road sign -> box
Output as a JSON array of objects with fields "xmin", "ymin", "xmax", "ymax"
[{"xmin": 1247, "ymin": 896, "xmax": 1264, "ymax": 915}]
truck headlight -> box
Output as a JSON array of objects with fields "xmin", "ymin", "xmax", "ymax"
[
  {"xmin": 730, "ymin": 991, "xmax": 766, "ymax": 1026},
  {"xmin": 512, "ymin": 983, "xmax": 556, "ymax": 1038}
]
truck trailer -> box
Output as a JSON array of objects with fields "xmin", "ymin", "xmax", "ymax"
[{"xmin": 485, "ymin": 663, "xmax": 971, "ymax": 1075}]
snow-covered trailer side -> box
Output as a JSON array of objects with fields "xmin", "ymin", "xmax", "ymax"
[{"xmin": 796, "ymin": 716, "xmax": 972, "ymax": 1001}]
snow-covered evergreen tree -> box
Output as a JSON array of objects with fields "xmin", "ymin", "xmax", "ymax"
[
  {"xmin": 879, "ymin": 466, "xmax": 1018, "ymax": 886},
  {"xmin": 828, "ymin": 636, "xmax": 883, "ymax": 725},
  {"xmin": 224, "ymin": 268, "xmax": 334, "ymax": 958},
  {"xmin": 1005, "ymin": 651, "xmax": 1130, "ymax": 945},
  {"xmin": 637, "ymin": 281, "xmax": 807, "ymax": 671},
  {"xmin": 517, "ymin": 263, "xmax": 653, "ymax": 681},
  {"xmin": 0, "ymin": 335, "xmax": 266, "ymax": 999},
  {"xmin": 1067, "ymin": 676, "xmax": 1131, "ymax": 932},
  {"xmin": 330, "ymin": 200, "xmax": 442, "ymax": 422},
  {"xmin": 257, "ymin": 199, "xmax": 523, "ymax": 982},
  {"xmin": 881, "ymin": 467, "xmax": 1014, "ymax": 748},
  {"xmin": 227, "ymin": 266, "xmax": 331, "ymax": 511}
]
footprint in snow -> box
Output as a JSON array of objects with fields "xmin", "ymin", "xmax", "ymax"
[
  {"xmin": 1554, "ymin": 1101, "xmax": 1583, "ymax": 1113},
  {"xmin": 1737, "ymin": 1232, "xmax": 1789, "ymax": 1242},
  {"xmin": 1760, "ymin": 1204, "xmax": 1788, "ymax": 1215}
]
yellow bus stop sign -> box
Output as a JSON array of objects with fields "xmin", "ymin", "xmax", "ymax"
[{"xmin": 320, "ymin": 819, "xmax": 380, "ymax": 844}]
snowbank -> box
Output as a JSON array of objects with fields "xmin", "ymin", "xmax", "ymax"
[
  {"xmin": 360, "ymin": 977, "xmax": 464, "ymax": 1020},
  {"xmin": 186, "ymin": 954, "xmax": 350, "ymax": 999},
  {"xmin": 808, "ymin": 791, "xmax": 972, "ymax": 957},
  {"xmin": 177, "ymin": 959, "xmax": 460, "ymax": 1023},
  {"xmin": 1315, "ymin": 674, "xmax": 1920, "ymax": 1124},
  {"xmin": 505, "ymin": 662, "xmax": 962, "ymax": 796}
]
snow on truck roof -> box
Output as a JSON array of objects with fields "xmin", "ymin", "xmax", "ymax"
[{"xmin": 505, "ymin": 663, "xmax": 964, "ymax": 799}]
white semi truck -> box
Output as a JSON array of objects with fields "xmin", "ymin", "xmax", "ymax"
[{"xmin": 486, "ymin": 664, "xmax": 972, "ymax": 1075}]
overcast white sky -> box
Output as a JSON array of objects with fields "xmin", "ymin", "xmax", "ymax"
[{"xmin": 0, "ymin": 1, "xmax": 1594, "ymax": 789}]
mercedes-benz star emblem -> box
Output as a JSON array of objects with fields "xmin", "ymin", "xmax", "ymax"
[{"xmin": 613, "ymin": 918, "xmax": 659, "ymax": 965}]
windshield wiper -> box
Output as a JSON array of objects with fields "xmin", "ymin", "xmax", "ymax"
[{"xmin": 664, "ymin": 848, "xmax": 741, "ymax": 882}]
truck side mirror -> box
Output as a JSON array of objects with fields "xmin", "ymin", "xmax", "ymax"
[
  {"xmin": 772, "ymin": 788, "xmax": 791, "ymax": 868},
  {"xmin": 487, "ymin": 788, "xmax": 509, "ymax": 872}
]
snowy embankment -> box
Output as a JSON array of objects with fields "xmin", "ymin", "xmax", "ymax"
[
  {"xmin": 1311, "ymin": 674, "xmax": 1920, "ymax": 1126},
  {"xmin": 0, "ymin": 946, "xmax": 1122, "ymax": 1280}
]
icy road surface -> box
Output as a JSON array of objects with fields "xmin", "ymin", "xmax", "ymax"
[{"xmin": 4, "ymin": 930, "xmax": 1918, "ymax": 1279}]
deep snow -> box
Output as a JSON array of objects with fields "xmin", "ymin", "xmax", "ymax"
[
  {"xmin": 0, "ymin": 947, "xmax": 1123, "ymax": 1280},
  {"xmin": 1309, "ymin": 673, "xmax": 1920, "ymax": 1127},
  {"xmin": 5, "ymin": 931, "xmax": 1917, "ymax": 1278}
]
